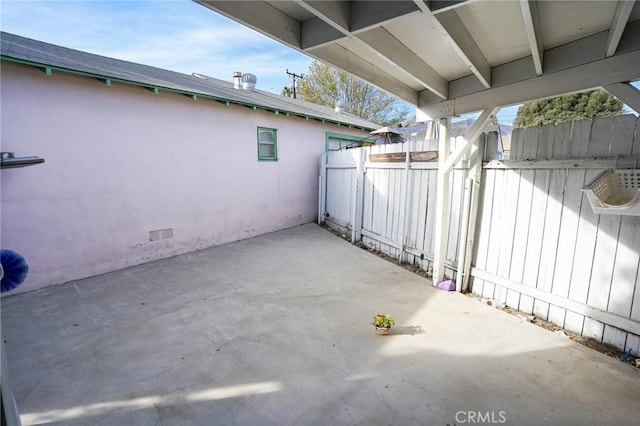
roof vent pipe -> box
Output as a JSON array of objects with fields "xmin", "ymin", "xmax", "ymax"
[
  {"xmin": 233, "ymin": 71, "xmax": 242, "ymax": 89},
  {"xmin": 335, "ymin": 100, "xmax": 345, "ymax": 113},
  {"xmin": 242, "ymin": 73, "xmax": 257, "ymax": 90}
]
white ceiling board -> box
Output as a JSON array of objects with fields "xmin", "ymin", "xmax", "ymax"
[
  {"xmin": 456, "ymin": 0, "xmax": 531, "ymax": 66},
  {"xmin": 383, "ymin": 13, "xmax": 470, "ymax": 80},
  {"xmin": 356, "ymin": 27, "xmax": 448, "ymax": 97},
  {"xmin": 538, "ymin": 1, "xmax": 617, "ymax": 50}
]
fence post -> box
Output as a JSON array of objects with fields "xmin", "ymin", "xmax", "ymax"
[
  {"xmin": 318, "ymin": 153, "xmax": 327, "ymax": 224},
  {"xmin": 352, "ymin": 148, "xmax": 365, "ymax": 243},
  {"xmin": 433, "ymin": 118, "xmax": 451, "ymax": 285},
  {"xmin": 399, "ymin": 140, "xmax": 414, "ymax": 263},
  {"xmin": 456, "ymin": 177, "xmax": 473, "ymax": 292},
  {"xmin": 460, "ymin": 134, "xmax": 486, "ymax": 292}
]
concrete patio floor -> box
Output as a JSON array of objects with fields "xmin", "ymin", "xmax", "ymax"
[{"xmin": 2, "ymin": 224, "xmax": 639, "ymax": 425}]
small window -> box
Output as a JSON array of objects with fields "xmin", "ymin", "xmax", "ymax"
[{"xmin": 257, "ymin": 127, "xmax": 277, "ymax": 161}]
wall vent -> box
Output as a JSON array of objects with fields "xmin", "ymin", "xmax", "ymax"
[{"xmin": 149, "ymin": 228, "xmax": 173, "ymax": 241}]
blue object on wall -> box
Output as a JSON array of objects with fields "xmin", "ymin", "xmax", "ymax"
[{"xmin": 0, "ymin": 249, "xmax": 29, "ymax": 293}]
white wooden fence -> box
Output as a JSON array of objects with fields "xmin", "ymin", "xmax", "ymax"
[
  {"xmin": 473, "ymin": 114, "xmax": 640, "ymax": 352},
  {"xmin": 320, "ymin": 114, "xmax": 640, "ymax": 353},
  {"xmin": 319, "ymin": 132, "xmax": 502, "ymax": 278}
]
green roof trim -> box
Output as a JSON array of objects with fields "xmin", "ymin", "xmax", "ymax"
[{"xmin": 0, "ymin": 52, "xmax": 377, "ymax": 132}]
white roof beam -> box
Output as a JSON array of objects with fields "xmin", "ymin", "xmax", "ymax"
[
  {"xmin": 298, "ymin": 1, "xmax": 419, "ymax": 34},
  {"xmin": 349, "ymin": 1, "xmax": 421, "ymax": 33},
  {"xmin": 308, "ymin": 44, "xmax": 419, "ymax": 105},
  {"xmin": 301, "ymin": 18, "xmax": 346, "ymax": 50},
  {"xmin": 298, "ymin": 1, "xmax": 351, "ymax": 50},
  {"xmin": 418, "ymin": 31, "xmax": 640, "ymax": 119},
  {"xmin": 442, "ymin": 107, "xmax": 500, "ymax": 174},
  {"xmin": 604, "ymin": 82, "xmax": 640, "ymax": 114},
  {"xmin": 198, "ymin": 0, "xmax": 419, "ymax": 104},
  {"xmin": 356, "ymin": 27, "xmax": 448, "ymax": 99},
  {"xmin": 197, "ymin": 1, "xmax": 301, "ymax": 49},
  {"xmin": 519, "ymin": 0, "xmax": 543, "ymax": 76},
  {"xmin": 428, "ymin": 1, "xmax": 471, "ymax": 14},
  {"xmin": 414, "ymin": 1, "xmax": 492, "ymax": 89},
  {"xmin": 297, "ymin": 1, "xmax": 350, "ymax": 32},
  {"xmin": 435, "ymin": 10, "xmax": 491, "ymax": 89},
  {"xmin": 299, "ymin": 0, "xmax": 420, "ymax": 49},
  {"xmin": 299, "ymin": 0, "xmax": 443, "ymax": 99},
  {"xmin": 606, "ymin": 0, "xmax": 635, "ymax": 57}
]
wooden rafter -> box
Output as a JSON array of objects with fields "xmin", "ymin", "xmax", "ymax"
[
  {"xmin": 520, "ymin": 0, "xmax": 544, "ymax": 76},
  {"xmin": 606, "ymin": 0, "xmax": 635, "ymax": 57}
]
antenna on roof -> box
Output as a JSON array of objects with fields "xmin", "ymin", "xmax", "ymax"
[{"xmin": 286, "ymin": 69, "xmax": 304, "ymax": 99}]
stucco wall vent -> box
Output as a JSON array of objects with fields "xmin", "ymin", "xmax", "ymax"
[{"xmin": 149, "ymin": 228, "xmax": 173, "ymax": 241}]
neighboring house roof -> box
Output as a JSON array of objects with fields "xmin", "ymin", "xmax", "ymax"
[{"xmin": 0, "ymin": 32, "xmax": 377, "ymax": 131}]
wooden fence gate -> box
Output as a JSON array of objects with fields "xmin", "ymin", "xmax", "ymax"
[{"xmin": 319, "ymin": 132, "xmax": 501, "ymax": 280}]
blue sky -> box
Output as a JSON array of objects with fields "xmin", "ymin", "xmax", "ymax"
[{"xmin": 1, "ymin": 0, "xmax": 313, "ymax": 93}]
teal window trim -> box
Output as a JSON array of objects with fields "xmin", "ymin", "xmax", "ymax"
[
  {"xmin": 257, "ymin": 127, "xmax": 278, "ymax": 161},
  {"xmin": 325, "ymin": 131, "xmax": 376, "ymax": 152}
]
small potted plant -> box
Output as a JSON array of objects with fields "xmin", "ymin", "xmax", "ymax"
[{"xmin": 372, "ymin": 313, "xmax": 395, "ymax": 335}]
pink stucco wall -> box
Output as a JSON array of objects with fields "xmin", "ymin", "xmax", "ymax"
[{"xmin": 0, "ymin": 62, "xmax": 370, "ymax": 294}]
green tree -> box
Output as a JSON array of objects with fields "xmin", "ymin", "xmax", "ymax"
[
  {"xmin": 297, "ymin": 61, "xmax": 409, "ymax": 125},
  {"xmin": 514, "ymin": 89, "xmax": 623, "ymax": 128},
  {"xmin": 281, "ymin": 86, "xmax": 294, "ymax": 98}
]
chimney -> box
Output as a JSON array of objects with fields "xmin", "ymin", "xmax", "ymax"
[
  {"xmin": 233, "ymin": 71, "xmax": 242, "ymax": 89},
  {"xmin": 242, "ymin": 73, "xmax": 257, "ymax": 90},
  {"xmin": 335, "ymin": 100, "xmax": 345, "ymax": 113}
]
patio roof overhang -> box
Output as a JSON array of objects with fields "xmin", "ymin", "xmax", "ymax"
[
  {"xmin": 195, "ymin": 0, "xmax": 640, "ymax": 119},
  {"xmin": 195, "ymin": 0, "xmax": 640, "ymax": 287}
]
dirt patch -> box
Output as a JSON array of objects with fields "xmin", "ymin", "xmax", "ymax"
[
  {"xmin": 497, "ymin": 302, "xmax": 638, "ymax": 367},
  {"xmin": 322, "ymin": 224, "xmax": 433, "ymax": 278}
]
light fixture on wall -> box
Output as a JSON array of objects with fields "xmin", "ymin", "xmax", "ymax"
[{"xmin": 0, "ymin": 152, "xmax": 45, "ymax": 169}]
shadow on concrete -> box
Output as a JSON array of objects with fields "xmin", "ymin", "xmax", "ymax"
[{"xmin": 2, "ymin": 224, "xmax": 639, "ymax": 425}]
